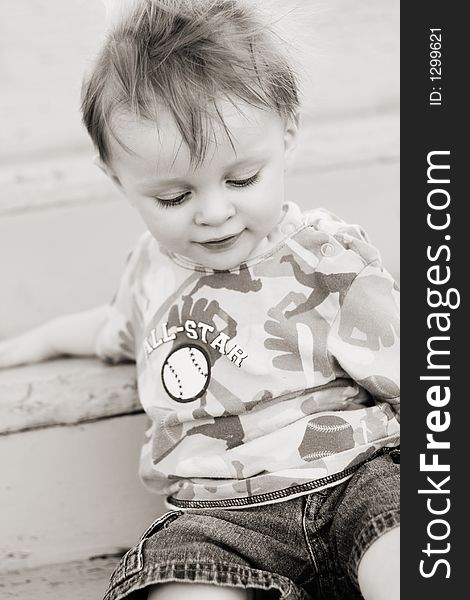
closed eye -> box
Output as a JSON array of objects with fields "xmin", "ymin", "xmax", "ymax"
[
  {"xmin": 153, "ymin": 191, "xmax": 190, "ymax": 209},
  {"xmin": 226, "ymin": 171, "xmax": 261, "ymax": 188}
]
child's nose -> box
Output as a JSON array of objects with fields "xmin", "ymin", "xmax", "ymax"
[{"xmin": 193, "ymin": 192, "xmax": 236, "ymax": 226}]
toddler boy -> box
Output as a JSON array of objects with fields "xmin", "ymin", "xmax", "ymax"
[{"xmin": 0, "ymin": 1, "xmax": 400, "ymax": 598}]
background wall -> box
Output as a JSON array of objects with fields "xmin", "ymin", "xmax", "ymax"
[{"xmin": 0, "ymin": 0, "xmax": 399, "ymax": 339}]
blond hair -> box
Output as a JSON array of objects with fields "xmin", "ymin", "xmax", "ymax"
[{"xmin": 82, "ymin": 0, "xmax": 299, "ymax": 165}]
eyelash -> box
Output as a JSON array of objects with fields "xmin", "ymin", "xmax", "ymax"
[
  {"xmin": 153, "ymin": 192, "xmax": 189, "ymax": 209},
  {"xmin": 153, "ymin": 171, "xmax": 261, "ymax": 209},
  {"xmin": 226, "ymin": 172, "xmax": 261, "ymax": 188}
]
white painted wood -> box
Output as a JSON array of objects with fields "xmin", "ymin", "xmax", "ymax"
[
  {"xmin": 0, "ymin": 358, "xmax": 139, "ymax": 435},
  {"xmin": 1, "ymin": 556, "xmax": 120, "ymax": 599},
  {"xmin": 0, "ymin": 415, "xmax": 166, "ymax": 572},
  {"xmin": 0, "ymin": 200, "xmax": 144, "ymax": 339},
  {"xmin": 295, "ymin": 112, "xmax": 399, "ymax": 174},
  {"xmin": 0, "ymin": 153, "xmax": 115, "ymax": 216}
]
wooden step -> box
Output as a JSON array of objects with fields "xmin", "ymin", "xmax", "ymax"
[
  {"xmin": 0, "ymin": 359, "xmax": 166, "ymax": 574},
  {"xmin": 1, "ymin": 556, "xmax": 120, "ymax": 600},
  {"xmin": 0, "ymin": 359, "xmax": 140, "ymax": 435}
]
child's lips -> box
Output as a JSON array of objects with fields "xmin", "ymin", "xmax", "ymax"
[{"xmin": 196, "ymin": 230, "xmax": 244, "ymax": 251}]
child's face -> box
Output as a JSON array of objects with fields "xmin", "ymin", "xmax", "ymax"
[{"xmin": 106, "ymin": 101, "xmax": 298, "ymax": 270}]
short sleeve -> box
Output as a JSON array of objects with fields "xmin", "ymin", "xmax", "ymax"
[
  {"xmin": 94, "ymin": 233, "xmax": 149, "ymax": 363},
  {"xmin": 327, "ymin": 260, "xmax": 400, "ymax": 419}
]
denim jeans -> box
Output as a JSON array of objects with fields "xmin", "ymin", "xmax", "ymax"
[{"xmin": 103, "ymin": 448, "xmax": 400, "ymax": 600}]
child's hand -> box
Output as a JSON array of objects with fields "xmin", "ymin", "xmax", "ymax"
[{"xmin": 0, "ymin": 305, "xmax": 110, "ymax": 370}]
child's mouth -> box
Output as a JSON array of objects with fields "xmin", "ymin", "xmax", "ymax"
[{"xmin": 197, "ymin": 231, "xmax": 244, "ymax": 251}]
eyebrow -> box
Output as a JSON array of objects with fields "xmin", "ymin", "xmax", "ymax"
[{"xmin": 137, "ymin": 155, "xmax": 265, "ymax": 192}]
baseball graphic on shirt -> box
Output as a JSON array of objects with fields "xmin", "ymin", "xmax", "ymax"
[
  {"xmin": 162, "ymin": 345, "xmax": 211, "ymax": 402},
  {"xmin": 298, "ymin": 415, "xmax": 355, "ymax": 461}
]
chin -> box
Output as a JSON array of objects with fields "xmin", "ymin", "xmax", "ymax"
[
  {"xmin": 189, "ymin": 239, "xmax": 250, "ymax": 270},
  {"xmin": 202, "ymin": 249, "xmax": 252, "ymax": 271},
  {"xmin": 205, "ymin": 257, "xmax": 246, "ymax": 271}
]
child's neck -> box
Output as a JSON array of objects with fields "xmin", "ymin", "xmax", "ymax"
[{"xmin": 242, "ymin": 203, "xmax": 291, "ymax": 261}]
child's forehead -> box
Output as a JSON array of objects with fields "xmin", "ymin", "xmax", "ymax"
[{"xmin": 109, "ymin": 101, "xmax": 284, "ymax": 178}]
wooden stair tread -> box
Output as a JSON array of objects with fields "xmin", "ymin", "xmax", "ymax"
[
  {"xmin": 1, "ymin": 556, "xmax": 120, "ymax": 600},
  {"xmin": 0, "ymin": 358, "xmax": 140, "ymax": 435}
]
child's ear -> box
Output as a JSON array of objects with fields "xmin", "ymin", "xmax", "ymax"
[
  {"xmin": 283, "ymin": 112, "xmax": 300, "ymax": 169},
  {"xmin": 93, "ymin": 155, "xmax": 123, "ymax": 191}
]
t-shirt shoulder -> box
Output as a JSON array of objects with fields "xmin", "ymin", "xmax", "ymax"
[
  {"xmin": 94, "ymin": 230, "xmax": 157, "ymax": 364},
  {"xmin": 302, "ymin": 207, "xmax": 382, "ymax": 268}
]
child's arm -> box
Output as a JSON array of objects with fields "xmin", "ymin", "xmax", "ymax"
[
  {"xmin": 1, "ymin": 233, "xmax": 147, "ymax": 370},
  {"xmin": 0, "ymin": 305, "xmax": 111, "ymax": 369},
  {"xmin": 327, "ymin": 260, "xmax": 400, "ymax": 420}
]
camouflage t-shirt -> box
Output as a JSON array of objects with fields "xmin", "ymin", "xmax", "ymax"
[{"xmin": 96, "ymin": 203, "xmax": 400, "ymax": 509}]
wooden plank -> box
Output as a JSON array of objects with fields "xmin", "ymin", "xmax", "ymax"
[
  {"xmin": 0, "ymin": 200, "xmax": 145, "ymax": 340},
  {"xmin": 0, "ymin": 556, "xmax": 120, "ymax": 600},
  {"xmin": 294, "ymin": 111, "xmax": 398, "ymax": 174},
  {"xmin": 0, "ymin": 153, "xmax": 115, "ymax": 216},
  {"xmin": 0, "ymin": 359, "xmax": 140, "ymax": 435},
  {"xmin": 0, "ymin": 415, "xmax": 166, "ymax": 572},
  {"xmin": 295, "ymin": 0, "xmax": 399, "ymax": 117}
]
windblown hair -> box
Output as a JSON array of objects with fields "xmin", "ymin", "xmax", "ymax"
[{"xmin": 81, "ymin": 0, "xmax": 299, "ymax": 165}]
